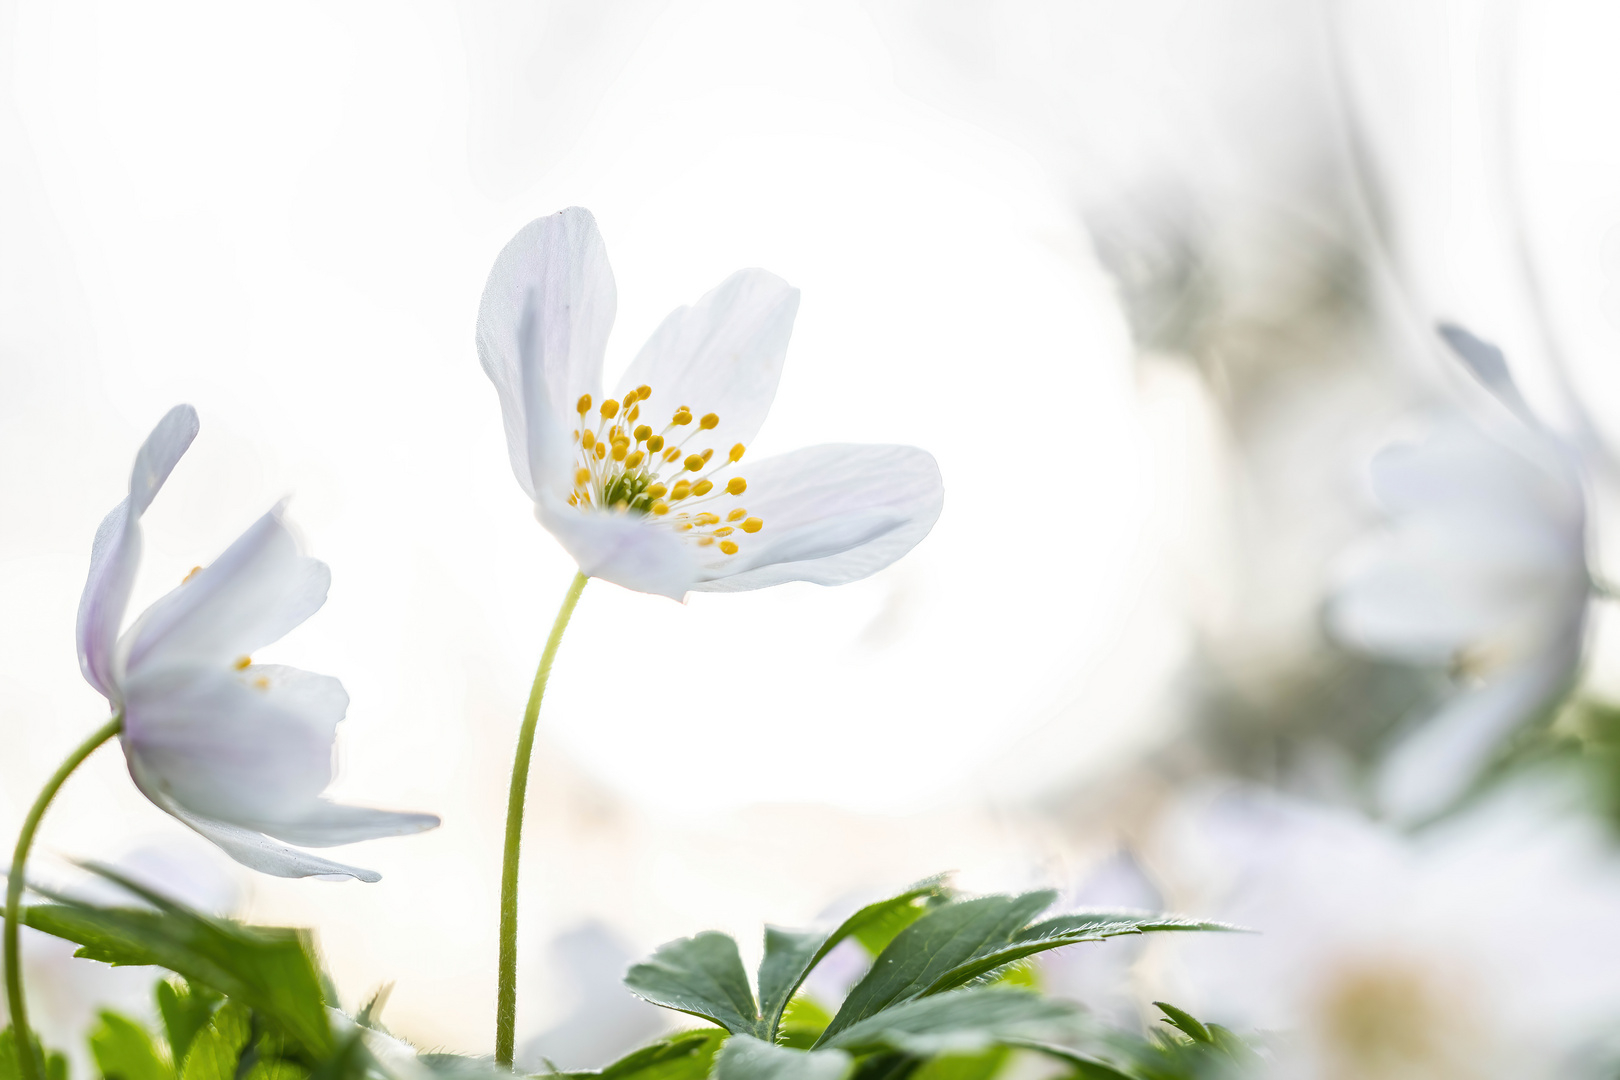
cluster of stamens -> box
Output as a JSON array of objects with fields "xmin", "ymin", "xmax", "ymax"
[{"xmin": 567, "ymin": 386, "xmax": 763, "ymax": 557}]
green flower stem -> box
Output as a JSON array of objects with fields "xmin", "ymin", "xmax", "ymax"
[
  {"xmin": 5, "ymin": 715, "xmax": 123, "ymax": 1080},
  {"xmin": 496, "ymin": 570, "xmax": 588, "ymax": 1066}
]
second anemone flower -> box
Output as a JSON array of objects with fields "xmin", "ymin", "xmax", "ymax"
[{"xmin": 476, "ymin": 207, "xmax": 944, "ymax": 599}]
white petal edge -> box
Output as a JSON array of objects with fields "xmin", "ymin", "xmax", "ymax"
[
  {"xmin": 691, "ymin": 443, "xmax": 943, "ymax": 593},
  {"xmin": 76, "ymin": 405, "xmax": 199, "ymax": 698},
  {"xmin": 613, "ymin": 269, "xmax": 800, "ymax": 455},
  {"xmin": 120, "ymin": 504, "xmax": 330, "ymax": 678},
  {"xmin": 120, "ymin": 665, "xmax": 347, "ymax": 826},
  {"xmin": 535, "ymin": 493, "xmax": 700, "ymax": 600},
  {"xmin": 253, "ymin": 801, "xmax": 441, "ymax": 848},
  {"xmin": 132, "ymin": 772, "xmax": 382, "ymax": 882},
  {"xmin": 477, "ymin": 208, "xmax": 616, "ymax": 500}
]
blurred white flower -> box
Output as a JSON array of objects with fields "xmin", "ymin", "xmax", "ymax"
[
  {"xmin": 1166, "ymin": 787, "xmax": 1620, "ymax": 1080},
  {"xmin": 517, "ymin": 922, "xmax": 669, "ymax": 1072},
  {"xmin": 476, "ymin": 207, "xmax": 944, "ymax": 600},
  {"xmin": 1328, "ymin": 326, "xmax": 1588, "ymax": 821},
  {"xmin": 76, "ymin": 406, "xmax": 439, "ymax": 882}
]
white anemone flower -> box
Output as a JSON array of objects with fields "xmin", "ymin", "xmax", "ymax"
[
  {"xmin": 476, "ymin": 207, "xmax": 944, "ymax": 600},
  {"xmin": 1164, "ymin": 787, "xmax": 1620, "ymax": 1080},
  {"xmin": 1328, "ymin": 326, "xmax": 1589, "ymax": 821},
  {"xmin": 76, "ymin": 405, "xmax": 439, "ymax": 882}
]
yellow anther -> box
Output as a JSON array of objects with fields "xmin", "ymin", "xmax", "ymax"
[
  {"xmin": 692, "ymin": 479, "xmax": 714, "ymax": 496},
  {"xmin": 694, "ymin": 513, "xmax": 720, "ymax": 526},
  {"xmin": 575, "ymin": 467, "xmax": 591, "ymax": 486},
  {"xmin": 741, "ymin": 517, "xmax": 763, "ymax": 533},
  {"xmin": 628, "ymin": 405, "xmax": 640, "ymax": 422},
  {"xmin": 254, "ymin": 676, "xmax": 271, "ymax": 690},
  {"xmin": 611, "ymin": 444, "xmax": 627, "ymax": 462},
  {"xmin": 726, "ymin": 477, "xmax": 747, "ymax": 496},
  {"xmin": 567, "ymin": 492, "xmax": 578, "ymax": 505},
  {"xmin": 714, "ymin": 526, "xmax": 734, "ymax": 537},
  {"xmin": 647, "ymin": 483, "xmax": 668, "ymax": 499},
  {"xmin": 664, "ymin": 447, "xmax": 682, "ymax": 462},
  {"xmin": 182, "ymin": 565, "xmax": 203, "ymax": 583},
  {"xmin": 581, "ymin": 430, "xmax": 595, "ymax": 449},
  {"xmin": 671, "ymin": 480, "xmax": 692, "ymax": 500},
  {"xmin": 600, "ymin": 399, "xmax": 619, "ymax": 420},
  {"xmin": 676, "ymin": 522, "xmax": 693, "ymax": 532},
  {"xmin": 727, "ymin": 508, "xmax": 747, "ymax": 522},
  {"xmin": 684, "ymin": 454, "xmax": 704, "ymax": 472},
  {"xmin": 234, "ymin": 655, "xmax": 253, "ymax": 670},
  {"xmin": 730, "ymin": 443, "xmax": 745, "ymax": 462},
  {"xmin": 623, "ymin": 393, "xmax": 637, "ymax": 411},
  {"xmin": 700, "ymin": 412, "xmax": 719, "ymax": 430},
  {"xmin": 626, "ymin": 451, "xmax": 645, "ymax": 468},
  {"xmin": 646, "ymin": 435, "xmax": 665, "ymax": 453},
  {"xmin": 672, "ymin": 408, "xmax": 692, "ymax": 425},
  {"xmin": 697, "ymin": 536, "xmax": 715, "ymax": 547},
  {"xmin": 634, "ymin": 424, "xmax": 652, "ymax": 442},
  {"xmin": 576, "ymin": 394, "xmax": 592, "ymax": 415},
  {"xmin": 594, "ymin": 442, "xmax": 607, "ymax": 460},
  {"xmin": 637, "ymin": 384, "xmax": 652, "ymax": 400},
  {"xmin": 700, "ymin": 448, "xmax": 713, "ymax": 464},
  {"xmin": 719, "ymin": 540, "xmax": 739, "ymax": 555},
  {"xmin": 651, "ymin": 501, "xmax": 670, "ymax": 515}
]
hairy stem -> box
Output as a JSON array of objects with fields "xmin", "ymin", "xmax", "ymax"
[
  {"xmin": 5, "ymin": 715, "xmax": 123, "ymax": 1080},
  {"xmin": 496, "ymin": 571, "xmax": 588, "ymax": 1065}
]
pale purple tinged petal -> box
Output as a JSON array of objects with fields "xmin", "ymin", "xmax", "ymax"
[
  {"xmin": 614, "ymin": 269, "xmax": 799, "ymax": 454},
  {"xmin": 120, "ymin": 504, "xmax": 329, "ymax": 677},
  {"xmin": 478, "ymin": 208, "xmax": 616, "ymax": 500},
  {"xmin": 535, "ymin": 493, "xmax": 699, "ymax": 600},
  {"xmin": 691, "ymin": 444, "xmax": 943, "ymax": 592},
  {"xmin": 253, "ymin": 801, "xmax": 440, "ymax": 848},
  {"xmin": 75, "ymin": 405, "xmax": 199, "ymax": 699}
]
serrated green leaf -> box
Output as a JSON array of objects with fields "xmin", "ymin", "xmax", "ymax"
[
  {"xmin": 156, "ymin": 978, "xmax": 222, "ymax": 1072},
  {"xmin": 777, "ymin": 996, "xmax": 835, "ymax": 1050},
  {"xmin": 91, "ymin": 1011, "xmax": 174, "ymax": 1080},
  {"xmin": 1151, "ymin": 1003, "xmax": 1209, "ymax": 1045},
  {"xmin": 909, "ymin": 1046, "xmax": 1008, "ymax": 1080},
  {"xmin": 817, "ymin": 894, "xmax": 1054, "ymax": 1045},
  {"xmin": 541, "ymin": 1030, "xmax": 728, "ymax": 1080},
  {"xmin": 243, "ymin": 1060, "xmax": 311, "ymax": 1080},
  {"xmin": 757, "ymin": 878, "xmax": 950, "ymax": 1040},
  {"xmin": 715, "ymin": 1036, "xmax": 852, "ymax": 1080},
  {"xmin": 821, "ymin": 988, "xmax": 1075, "ymax": 1056},
  {"xmin": 180, "ymin": 1002, "xmax": 252, "ymax": 1080},
  {"xmin": 624, "ymin": 932, "xmax": 761, "ymax": 1035},
  {"xmin": 848, "ymin": 1052, "xmax": 918, "ymax": 1080},
  {"xmin": 23, "ymin": 888, "xmax": 331, "ymax": 1058}
]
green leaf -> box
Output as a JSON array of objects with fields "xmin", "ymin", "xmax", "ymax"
[
  {"xmin": 180, "ymin": 1002, "xmax": 253, "ymax": 1080},
  {"xmin": 757, "ymin": 878, "xmax": 950, "ymax": 1040},
  {"xmin": 624, "ymin": 932, "xmax": 761, "ymax": 1035},
  {"xmin": 156, "ymin": 978, "xmax": 222, "ymax": 1071},
  {"xmin": 91, "ymin": 1011, "xmax": 175, "ymax": 1080},
  {"xmin": 1151, "ymin": 1004, "xmax": 1210, "ymax": 1045},
  {"xmin": 777, "ymin": 996, "xmax": 835, "ymax": 1050},
  {"xmin": 817, "ymin": 894, "xmax": 1055, "ymax": 1045},
  {"xmin": 821, "ymin": 988, "xmax": 1076, "ymax": 1056},
  {"xmin": 909, "ymin": 1046, "xmax": 1008, "ymax": 1080},
  {"xmin": 541, "ymin": 1031, "xmax": 728, "ymax": 1080},
  {"xmin": 243, "ymin": 1060, "xmax": 312, "ymax": 1080},
  {"xmin": 714, "ymin": 1036, "xmax": 853, "ymax": 1080},
  {"xmin": 1005, "ymin": 1041, "xmax": 1136, "ymax": 1080},
  {"xmin": 23, "ymin": 869, "xmax": 331, "ymax": 1057},
  {"xmin": 0, "ymin": 1027, "xmax": 68, "ymax": 1080}
]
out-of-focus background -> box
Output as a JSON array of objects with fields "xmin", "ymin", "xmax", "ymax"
[{"xmin": 7, "ymin": 0, "xmax": 1620, "ymax": 1075}]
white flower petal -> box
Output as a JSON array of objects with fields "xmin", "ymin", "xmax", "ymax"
[
  {"xmin": 120, "ymin": 505, "xmax": 330, "ymax": 677},
  {"xmin": 536, "ymin": 494, "xmax": 699, "ymax": 599},
  {"xmin": 1378, "ymin": 638, "xmax": 1582, "ymax": 823},
  {"xmin": 614, "ymin": 269, "xmax": 799, "ymax": 453},
  {"xmin": 142, "ymin": 787, "xmax": 382, "ymax": 882},
  {"xmin": 121, "ymin": 665, "xmax": 345, "ymax": 826},
  {"xmin": 253, "ymin": 801, "xmax": 440, "ymax": 848},
  {"xmin": 76, "ymin": 406, "xmax": 199, "ymax": 699},
  {"xmin": 691, "ymin": 443, "xmax": 943, "ymax": 592},
  {"xmin": 478, "ymin": 208, "xmax": 616, "ymax": 499}
]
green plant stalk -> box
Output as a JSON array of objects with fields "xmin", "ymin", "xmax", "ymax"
[
  {"xmin": 5, "ymin": 715, "xmax": 123, "ymax": 1080},
  {"xmin": 496, "ymin": 570, "xmax": 588, "ymax": 1066}
]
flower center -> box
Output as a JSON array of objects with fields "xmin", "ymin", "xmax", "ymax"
[{"xmin": 567, "ymin": 388, "xmax": 763, "ymax": 557}]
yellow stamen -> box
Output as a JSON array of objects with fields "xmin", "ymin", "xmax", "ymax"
[
  {"xmin": 575, "ymin": 467, "xmax": 591, "ymax": 486},
  {"xmin": 719, "ymin": 540, "xmax": 739, "ymax": 555},
  {"xmin": 730, "ymin": 443, "xmax": 745, "ymax": 462},
  {"xmin": 652, "ymin": 501, "xmax": 670, "ymax": 515},
  {"xmin": 647, "ymin": 483, "xmax": 668, "ymax": 499},
  {"xmin": 576, "ymin": 394, "xmax": 592, "ymax": 415},
  {"xmin": 700, "ymin": 413, "xmax": 719, "ymax": 430},
  {"xmin": 600, "ymin": 399, "xmax": 619, "ymax": 420},
  {"xmin": 647, "ymin": 434, "xmax": 665, "ymax": 453},
  {"xmin": 182, "ymin": 565, "xmax": 203, "ymax": 583},
  {"xmin": 234, "ymin": 655, "xmax": 252, "ymax": 670},
  {"xmin": 671, "ymin": 480, "xmax": 692, "ymax": 500},
  {"xmin": 672, "ymin": 408, "xmax": 692, "ymax": 426},
  {"xmin": 634, "ymin": 424, "xmax": 652, "ymax": 441},
  {"xmin": 684, "ymin": 454, "xmax": 704, "ymax": 472},
  {"xmin": 726, "ymin": 477, "xmax": 747, "ymax": 496},
  {"xmin": 714, "ymin": 526, "xmax": 734, "ymax": 537},
  {"xmin": 611, "ymin": 444, "xmax": 627, "ymax": 462},
  {"xmin": 692, "ymin": 479, "xmax": 714, "ymax": 496},
  {"xmin": 727, "ymin": 508, "xmax": 747, "ymax": 522},
  {"xmin": 594, "ymin": 442, "xmax": 606, "ymax": 460},
  {"xmin": 700, "ymin": 448, "xmax": 714, "ymax": 464},
  {"xmin": 697, "ymin": 536, "xmax": 715, "ymax": 547},
  {"xmin": 664, "ymin": 447, "xmax": 682, "ymax": 462},
  {"xmin": 694, "ymin": 513, "xmax": 720, "ymax": 526},
  {"xmin": 581, "ymin": 430, "xmax": 595, "ymax": 450},
  {"xmin": 254, "ymin": 676, "xmax": 271, "ymax": 690},
  {"xmin": 741, "ymin": 517, "xmax": 763, "ymax": 533},
  {"xmin": 627, "ymin": 405, "xmax": 640, "ymax": 422},
  {"xmin": 626, "ymin": 450, "xmax": 645, "ymax": 468},
  {"xmin": 637, "ymin": 385, "xmax": 652, "ymax": 400}
]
